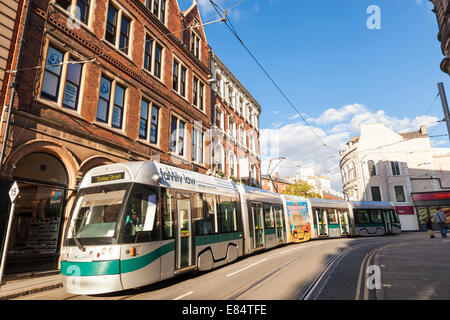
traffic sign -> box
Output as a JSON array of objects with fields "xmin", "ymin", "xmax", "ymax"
[{"xmin": 8, "ymin": 181, "xmax": 19, "ymax": 203}]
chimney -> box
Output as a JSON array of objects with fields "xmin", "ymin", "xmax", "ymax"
[{"xmin": 419, "ymin": 125, "xmax": 427, "ymax": 135}]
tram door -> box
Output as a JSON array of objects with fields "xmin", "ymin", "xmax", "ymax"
[
  {"xmin": 252, "ymin": 203, "xmax": 264, "ymax": 249},
  {"xmin": 338, "ymin": 211, "xmax": 350, "ymax": 235},
  {"xmin": 315, "ymin": 208, "xmax": 329, "ymax": 236},
  {"xmin": 274, "ymin": 205, "xmax": 284, "ymax": 243},
  {"xmin": 383, "ymin": 210, "xmax": 392, "ymax": 234},
  {"xmin": 176, "ymin": 198, "xmax": 193, "ymax": 269}
]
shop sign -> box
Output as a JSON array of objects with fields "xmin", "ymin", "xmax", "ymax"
[
  {"xmin": 412, "ymin": 192, "xmax": 450, "ymax": 201},
  {"xmin": 395, "ymin": 206, "xmax": 415, "ymax": 215}
]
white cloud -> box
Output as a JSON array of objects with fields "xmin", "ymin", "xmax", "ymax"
[{"xmin": 261, "ymin": 103, "xmax": 441, "ymax": 191}]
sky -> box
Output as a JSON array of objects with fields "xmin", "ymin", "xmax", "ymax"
[{"xmin": 179, "ymin": 0, "xmax": 450, "ymax": 190}]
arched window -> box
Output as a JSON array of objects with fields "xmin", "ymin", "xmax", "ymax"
[{"xmin": 368, "ymin": 160, "xmax": 377, "ymax": 176}]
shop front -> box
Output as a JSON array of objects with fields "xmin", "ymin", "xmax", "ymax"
[
  {"xmin": 413, "ymin": 191, "xmax": 450, "ymax": 231},
  {"xmin": 4, "ymin": 152, "xmax": 68, "ymax": 274}
]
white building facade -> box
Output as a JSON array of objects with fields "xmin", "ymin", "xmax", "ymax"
[{"xmin": 340, "ymin": 123, "xmax": 450, "ymax": 231}]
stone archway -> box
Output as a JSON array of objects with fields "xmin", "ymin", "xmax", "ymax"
[{"xmin": 1, "ymin": 139, "xmax": 79, "ymax": 273}]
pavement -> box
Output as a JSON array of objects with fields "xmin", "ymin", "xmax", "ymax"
[
  {"xmin": 377, "ymin": 232, "xmax": 450, "ymax": 300},
  {"xmin": 0, "ymin": 270, "xmax": 62, "ymax": 300},
  {"xmin": 0, "ymin": 231, "xmax": 449, "ymax": 300}
]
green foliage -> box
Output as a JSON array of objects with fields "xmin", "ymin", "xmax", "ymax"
[{"xmin": 283, "ymin": 179, "xmax": 322, "ymax": 198}]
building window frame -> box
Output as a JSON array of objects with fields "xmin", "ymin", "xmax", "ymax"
[
  {"xmin": 192, "ymin": 127, "xmax": 204, "ymax": 164},
  {"xmin": 190, "ymin": 30, "xmax": 201, "ymax": 59},
  {"xmin": 145, "ymin": 0, "xmax": 167, "ymax": 24},
  {"xmin": 170, "ymin": 116, "xmax": 186, "ymax": 157},
  {"xmin": 192, "ymin": 75, "xmax": 205, "ymax": 111},
  {"xmin": 96, "ymin": 74, "xmax": 128, "ymax": 131},
  {"xmin": 394, "ymin": 185, "xmax": 406, "ymax": 202},
  {"xmin": 370, "ymin": 186, "xmax": 382, "ymax": 202},
  {"xmin": 142, "ymin": 32, "xmax": 164, "ymax": 80},
  {"xmin": 39, "ymin": 42, "xmax": 86, "ymax": 113},
  {"xmin": 172, "ymin": 57, "xmax": 188, "ymax": 99},
  {"xmin": 391, "ymin": 161, "xmax": 401, "ymax": 176},
  {"xmin": 104, "ymin": 1, "xmax": 134, "ymax": 57},
  {"xmin": 53, "ymin": 0, "xmax": 93, "ymax": 27},
  {"xmin": 368, "ymin": 160, "xmax": 377, "ymax": 177},
  {"xmin": 139, "ymin": 97, "xmax": 160, "ymax": 145}
]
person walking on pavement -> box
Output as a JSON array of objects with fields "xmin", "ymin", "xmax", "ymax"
[
  {"xmin": 426, "ymin": 217, "xmax": 435, "ymax": 239},
  {"xmin": 434, "ymin": 207, "xmax": 448, "ymax": 239}
]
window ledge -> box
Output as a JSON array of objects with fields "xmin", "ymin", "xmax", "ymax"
[
  {"xmin": 101, "ymin": 39, "xmax": 134, "ymax": 65},
  {"xmin": 36, "ymin": 97, "xmax": 86, "ymax": 121},
  {"xmin": 171, "ymin": 88, "xmax": 190, "ymax": 105},
  {"xmin": 136, "ymin": 138, "xmax": 162, "ymax": 151},
  {"xmin": 142, "ymin": 67, "xmax": 165, "ymax": 86},
  {"xmin": 93, "ymin": 121, "xmax": 129, "ymax": 138}
]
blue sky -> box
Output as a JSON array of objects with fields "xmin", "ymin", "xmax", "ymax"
[{"xmin": 179, "ymin": 0, "xmax": 450, "ymax": 189}]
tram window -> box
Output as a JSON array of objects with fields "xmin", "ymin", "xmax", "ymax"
[
  {"xmin": 192, "ymin": 193, "xmax": 218, "ymax": 236},
  {"xmin": 191, "ymin": 192, "xmax": 203, "ymax": 234},
  {"xmin": 355, "ymin": 210, "xmax": 370, "ymax": 224},
  {"xmin": 390, "ymin": 210, "xmax": 400, "ymax": 223},
  {"xmin": 218, "ymin": 196, "xmax": 237, "ymax": 233},
  {"xmin": 199, "ymin": 194, "xmax": 218, "ymax": 235},
  {"xmin": 370, "ymin": 210, "xmax": 383, "ymax": 224},
  {"xmin": 264, "ymin": 203, "xmax": 275, "ymax": 229},
  {"xmin": 70, "ymin": 189, "xmax": 126, "ymax": 239},
  {"xmin": 327, "ymin": 209, "xmax": 339, "ymax": 225},
  {"xmin": 161, "ymin": 188, "xmax": 175, "ymax": 239},
  {"xmin": 119, "ymin": 185, "xmax": 159, "ymax": 243}
]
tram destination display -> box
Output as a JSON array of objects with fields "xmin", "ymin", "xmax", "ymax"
[{"xmin": 91, "ymin": 172, "xmax": 125, "ymax": 184}]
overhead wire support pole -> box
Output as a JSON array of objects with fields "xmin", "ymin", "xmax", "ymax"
[{"xmin": 437, "ymin": 82, "xmax": 450, "ymax": 142}]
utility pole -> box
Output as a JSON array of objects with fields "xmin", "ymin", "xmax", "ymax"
[{"xmin": 437, "ymin": 82, "xmax": 450, "ymax": 142}]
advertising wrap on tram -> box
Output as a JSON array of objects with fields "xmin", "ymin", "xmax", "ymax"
[{"xmin": 283, "ymin": 195, "xmax": 312, "ymax": 243}]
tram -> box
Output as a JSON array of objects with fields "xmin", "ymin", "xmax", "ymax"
[
  {"xmin": 349, "ymin": 201, "xmax": 401, "ymax": 236},
  {"xmin": 61, "ymin": 161, "xmax": 400, "ymax": 294}
]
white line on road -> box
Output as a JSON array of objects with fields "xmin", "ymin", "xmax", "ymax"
[
  {"xmin": 173, "ymin": 291, "xmax": 193, "ymax": 300},
  {"xmin": 226, "ymin": 258, "xmax": 268, "ymax": 278}
]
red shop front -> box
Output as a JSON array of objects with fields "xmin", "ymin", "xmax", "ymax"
[{"xmin": 412, "ymin": 191, "xmax": 450, "ymax": 229}]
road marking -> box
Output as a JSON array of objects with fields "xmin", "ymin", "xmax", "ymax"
[
  {"xmin": 303, "ymin": 247, "xmax": 355, "ymax": 300},
  {"xmin": 226, "ymin": 258, "xmax": 268, "ymax": 278},
  {"xmin": 173, "ymin": 291, "xmax": 193, "ymax": 300}
]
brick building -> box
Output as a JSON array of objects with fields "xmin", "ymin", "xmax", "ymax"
[
  {"xmin": 430, "ymin": 0, "xmax": 450, "ymax": 75},
  {"xmin": 0, "ymin": 0, "xmax": 213, "ymax": 273},
  {"xmin": 261, "ymin": 173, "xmax": 291, "ymax": 193},
  {"xmin": 210, "ymin": 52, "xmax": 261, "ymax": 186}
]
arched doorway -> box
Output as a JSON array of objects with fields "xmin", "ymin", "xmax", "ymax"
[{"xmin": 6, "ymin": 152, "xmax": 69, "ymax": 273}]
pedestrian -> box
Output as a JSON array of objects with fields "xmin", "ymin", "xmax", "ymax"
[
  {"xmin": 434, "ymin": 207, "xmax": 448, "ymax": 239},
  {"xmin": 425, "ymin": 217, "xmax": 435, "ymax": 239}
]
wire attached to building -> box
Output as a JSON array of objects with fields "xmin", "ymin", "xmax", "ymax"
[{"xmin": 6, "ymin": 13, "xmax": 225, "ymax": 74}]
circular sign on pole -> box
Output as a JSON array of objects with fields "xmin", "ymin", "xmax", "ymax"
[{"xmin": 8, "ymin": 181, "xmax": 19, "ymax": 203}]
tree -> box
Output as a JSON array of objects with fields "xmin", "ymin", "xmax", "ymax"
[{"xmin": 283, "ymin": 179, "xmax": 322, "ymax": 198}]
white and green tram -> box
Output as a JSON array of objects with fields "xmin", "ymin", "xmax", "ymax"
[
  {"xmin": 61, "ymin": 161, "xmax": 401, "ymax": 295},
  {"xmin": 61, "ymin": 161, "xmax": 287, "ymax": 294}
]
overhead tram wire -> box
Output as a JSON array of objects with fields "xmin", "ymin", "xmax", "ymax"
[
  {"xmin": 207, "ymin": 0, "xmax": 340, "ymax": 153},
  {"xmin": 425, "ymin": 92, "xmax": 440, "ymax": 116},
  {"xmin": 6, "ymin": 16, "xmax": 225, "ymax": 74}
]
